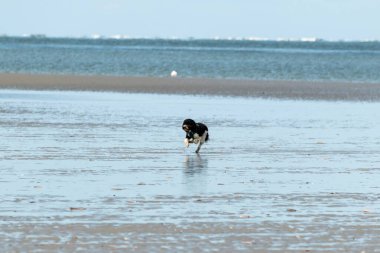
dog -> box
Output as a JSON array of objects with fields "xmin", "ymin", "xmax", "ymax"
[{"xmin": 182, "ymin": 119, "xmax": 209, "ymax": 153}]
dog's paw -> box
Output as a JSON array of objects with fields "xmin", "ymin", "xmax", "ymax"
[{"xmin": 184, "ymin": 138, "xmax": 189, "ymax": 148}]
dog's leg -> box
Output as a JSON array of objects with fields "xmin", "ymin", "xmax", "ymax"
[
  {"xmin": 195, "ymin": 131, "xmax": 208, "ymax": 153},
  {"xmin": 195, "ymin": 142, "xmax": 203, "ymax": 153}
]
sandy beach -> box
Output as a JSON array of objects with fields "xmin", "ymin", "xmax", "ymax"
[
  {"xmin": 1, "ymin": 73, "xmax": 380, "ymax": 101},
  {"xmin": 1, "ymin": 80, "xmax": 380, "ymax": 252}
]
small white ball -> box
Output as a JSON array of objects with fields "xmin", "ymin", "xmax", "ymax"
[{"xmin": 170, "ymin": 70, "xmax": 177, "ymax": 77}]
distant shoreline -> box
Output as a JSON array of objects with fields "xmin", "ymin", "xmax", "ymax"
[
  {"xmin": 1, "ymin": 35, "xmax": 379, "ymax": 42},
  {"xmin": 1, "ymin": 73, "xmax": 380, "ymax": 101}
]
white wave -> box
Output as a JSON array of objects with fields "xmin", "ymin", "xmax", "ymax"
[
  {"xmin": 110, "ymin": 34, "xmax": 131, "ymax": 39},
  {"xmin": 90, "ymin": 34, "xmax": 103, "ymax": 39},
  {"xmin": 247, "ymin": 37, "xmax": 270, "ymax": 41}
]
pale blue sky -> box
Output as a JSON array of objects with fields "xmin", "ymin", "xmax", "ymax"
[{"xmin": 1, "ymin": 0, "xmax": 379, "ymax": 40}]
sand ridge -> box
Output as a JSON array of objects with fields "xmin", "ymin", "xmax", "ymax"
[{"xmin": 1, "ymin": 73, "xmax": 380, "ymax": 101}]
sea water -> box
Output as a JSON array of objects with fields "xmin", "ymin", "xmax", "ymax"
[
  {"xmin": 1, "ymin": 90, "xmax": 380, "ymax": 224},
  {"xmin": 1, "ymin": 36, "xmax": 380, "ymax": 83}
]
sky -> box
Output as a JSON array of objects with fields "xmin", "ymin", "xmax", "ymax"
[{"xmin": 1, "ymin": 0, "xmax": 379, "ymax": 40}]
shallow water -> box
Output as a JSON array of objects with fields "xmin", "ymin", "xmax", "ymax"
[{"xmin": 1, "ymin": 90, "xmax": 380, "ymax": 252}]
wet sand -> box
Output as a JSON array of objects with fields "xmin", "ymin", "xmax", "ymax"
[
  {"xmin": 1, "ymin": 73, "xmax": 380, "ymax": 101},
  {"xmin": 1, "ymin": 89, "xmax": 380, "ymax": 252}
]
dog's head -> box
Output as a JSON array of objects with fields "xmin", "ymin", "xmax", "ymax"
[{"xmin": 182, "ymin": 119, "xmax": 196, "ymax": 132}]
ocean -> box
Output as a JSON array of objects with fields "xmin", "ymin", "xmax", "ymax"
[
  {"xmin": 1, "ymin": 36, "xmax": 380, "ymax": 83},
  {"xmin": 2, "ymin": 37, "xmax": 380, "ymax": 251},
  {"xmin": 1, "ymin": 89, "xmax": 380, "ymax": 251}
]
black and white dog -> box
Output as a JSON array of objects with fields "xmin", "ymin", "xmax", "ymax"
[{"xmin": 182, "ymin": 119, "xmax": 209, "ymax": 153}]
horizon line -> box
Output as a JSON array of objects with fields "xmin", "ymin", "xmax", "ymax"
[{"xmin": 1, "ymin": 33, "xmax": 379, "ymax": 43}]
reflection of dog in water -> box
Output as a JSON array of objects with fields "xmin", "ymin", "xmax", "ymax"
[
  {"xmin": 184, "ymin": 155, "xmax": 208, "ymax": 173},
  {"xmin": 182, "ymin": 119, "xmax": 209, "ymax": 153}
]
